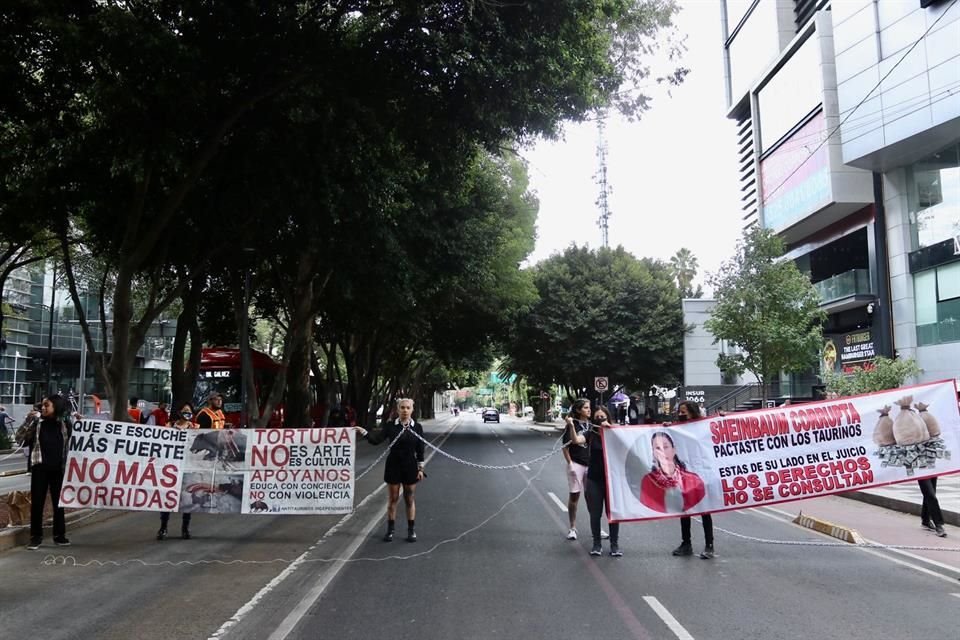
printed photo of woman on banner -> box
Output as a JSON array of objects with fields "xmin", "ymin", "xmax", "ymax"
[{"xmin": 623, "ymin": 428, "xmax": 712, "ymax": 514}]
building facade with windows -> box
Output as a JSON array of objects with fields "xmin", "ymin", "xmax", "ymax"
[
  {"xmin": 719, "ymin": 0, "xmax": 959, "ymax": 386},
  {"xmin": 0, "ymin": 262, "xmax": 175, "ymax": 410}
]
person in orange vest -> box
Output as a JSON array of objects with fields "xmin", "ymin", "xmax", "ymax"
[
  {"xmin": 127, "ymin": 397, "xmax": 143, "ymax": 424},
  {"xmin": 197, "ymin": 393, "xmax": 227, "ymax": 429}
]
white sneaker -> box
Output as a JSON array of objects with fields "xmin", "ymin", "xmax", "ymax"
[
  {"xmin": 566, "ymin": 528, "xmax": 578, "ymax": 540},
  {"xmin": 600, "ymin": 530, "xmax": 610, "ymax": 540}
]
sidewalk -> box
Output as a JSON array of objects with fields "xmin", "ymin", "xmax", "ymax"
[{"xmin": 843, "ymin": 473, "xmax": 960, "ymax": 527}]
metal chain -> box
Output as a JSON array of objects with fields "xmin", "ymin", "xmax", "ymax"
[
  {"xmin": 405, "ymin": 425, "xmax": 570, "ymax": 470},
  {"xmin": 0, "ymin": 443, "xmax": 24, "ymax": 462},
  {"xmin": 705, "ymin": 518, "xmax": 960, "ymax": 552},
  {"xmin": 354, "ymin": 426, "xmax": 408, "ymax": 480}
]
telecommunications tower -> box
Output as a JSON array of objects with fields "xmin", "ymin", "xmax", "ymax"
[{"xmin": 595, "ymin": 115, "xmax": 612, "ymax": 248}]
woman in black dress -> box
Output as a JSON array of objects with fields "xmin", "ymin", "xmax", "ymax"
[{"xmin": 355, "ymin": 398, "xmax": 425, "ymax": 542}]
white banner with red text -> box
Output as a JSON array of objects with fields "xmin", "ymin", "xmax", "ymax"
[
  {"xmin": 603, "ymin": 380, "xmax": 960, "ymax": 523},
  {"xmin": 58, "ymin": 422, "xmax": 355, "ymax": 515}
]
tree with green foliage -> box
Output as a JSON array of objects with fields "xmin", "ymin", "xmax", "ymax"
[
  {"xmin": 504, "ymin": 245, "xmax": 685, "ymax": 399},
  {"xmin": 2, "ymin": 1, "xmax": 685, "ymax": 422},
  {"xmin": 705, "ymin": 227, "xmax": 825, "ymax": 402},
  {"xmin": 823, "ymin": 356, "xmax": 921, "ymax": 397}
]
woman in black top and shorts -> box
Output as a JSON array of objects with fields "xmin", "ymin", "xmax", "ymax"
[{"xmin": 355, "ymin": 398, "xmax": 425, "ymax": 542}]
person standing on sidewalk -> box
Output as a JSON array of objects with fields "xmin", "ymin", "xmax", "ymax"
[
  {"xmin": 562, "ymin": 398, "xmax": 591, "ymax": 541},
  {"xmin": 15, "ymin": 394, "xmax": 72, "ymax": 550},
  {"xmin": 919, "ymin": 476, "xmax": 947, "ymax": 537},
  {"xmin": 157, "ymin": 402, "xmax": 198, "ymax": 541},
  {"xmin": 354, "ymin": 398, "xmax": 425, "ymax": 542},
  {"xmin": 671, "ymin": 401, "xmax": 715, "ymax": 559}
]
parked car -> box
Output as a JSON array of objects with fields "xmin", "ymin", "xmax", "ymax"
[{"xmin": 481, "ymin": 408, "xmax": 500, "ymax": 423}]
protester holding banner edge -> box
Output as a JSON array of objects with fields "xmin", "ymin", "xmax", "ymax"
[
  {"xmin": 568, "ymin": 404, "xmax": 622, "ymax": 557},
  {"xmin": 671, "ymin": 401, "xmax": 715, "ymax": 560},
  {"xmin": 15, "ymin": 394, "xmax": 73, "ymax": 550},
  {"xmin": 354, "ymin": 398, "xmax": 425, "ymax": 542},
  {"xmin": 157, "ymin": 402, "xmax": 199, "ymax": 541}
]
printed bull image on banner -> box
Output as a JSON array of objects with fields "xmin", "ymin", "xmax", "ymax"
[
  {"xmin": 603, "ymin": 380, "xmax": 960, "ymax": 523},
  {"xmin": 59, "ymin": 422, "xmax": 356, "ymax": 516}
]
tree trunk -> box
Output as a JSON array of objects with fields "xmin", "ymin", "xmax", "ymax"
[
  {"xmin": 171, "ymin": 278, "xmax": 203, "ymax": 412},
  {"xmin": 282, "ymin": 257, "xmax": 317, "ymax": 428}
]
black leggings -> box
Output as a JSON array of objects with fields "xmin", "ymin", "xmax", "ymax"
[
  {"xmin": 918, "ymin": 478, "xmax": 943, "ymax": 526},
  {"xmin": 30, "ymin": 464, "xmax": 65, "ymax": 540},
  {"xmin": 680, "ymin": 514, "xmax": 713, "ymax": 546},
  {"xmin": 160, "ymin": 512, "xmax": 192, "ymax": 529},
  {"xmin": 585, "ymin": 476, "xmax": 619, "ymax": 543}
]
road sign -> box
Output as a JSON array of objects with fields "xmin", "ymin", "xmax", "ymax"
[
  {"xmin": 539, "ymin": 391, "xmax": 549, "ymax": 399},
  {"xmin": 594, "ymin": 377, "xmax": 609, "ymax": 392}
]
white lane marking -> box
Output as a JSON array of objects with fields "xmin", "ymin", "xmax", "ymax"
[
  {"xmin": 522, "ymin": 464, "xmax": 531, "ymax": 471},
  {"xmin": 498, "ymin": 439, "xmax": 505, "ymax": 444},
  {"xmin": 547, "ymin": 491, "xmax": 569, "ymax": 513},
  {"xmin": 750, "ymin": 507, "xmax": 960, "ymax": 584},
  {"xmin": 951, "ymin": 593, "xmax": 960, "ymax": 600},
  {"xmin": 643, "ymin": 596, "xmax": 695, "ymax": 640},
  {"xmin": 507, "ymin": 447, "xmax": 514, "ymax": 454},
  {"xmin": 212, "ymin": 425, "xmax": 456, "ymax": 640},
  {"xmin": 854, "ymin": 546, "xmax": 960, "ymax": 586},
  {"xmin": 209, "ymin": 485, "xmax": 385, "ymax": 639}
]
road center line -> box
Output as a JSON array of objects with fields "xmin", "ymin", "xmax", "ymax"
[
  {"xmin": 522, "ymin": 464, "xmax": 531, "ymax": 471},
  {"xmin": 642, "ymin": 596, "xmax": 695, "ymax": 640},
  {"xmin": 951, "ymin": 593, "xmax": 960, "ymax": 600},
  {"xmin": 547, "ymin": 491, "xmax": 569, "ymax": 513},
  {"xmin": 507, "ymin": 447, "xmax": 514, "ymax": 454}
]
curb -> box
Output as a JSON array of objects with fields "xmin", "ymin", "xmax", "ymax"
[
  {"xmin": 0, "ymin": 508, "xmax": 129, "ymax": 553},
  {"xmin": 0, "ymin": 469, "xmax": 27, "ymax": 478},
  {"xmin": 793, "ymin": 511, "xmax": 865, "ymax": 544},
  {"xmin": 840, "ymin": 490, "xmax": 960, "ymax": 527}
]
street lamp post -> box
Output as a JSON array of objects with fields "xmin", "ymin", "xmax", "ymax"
[
  {"xmin": 240, "ymin": 248, "xmax": 256, "ymax": 428},
  {"xmin": 45, "ymin": 264, "xmax": 57, "ymax": 395}
]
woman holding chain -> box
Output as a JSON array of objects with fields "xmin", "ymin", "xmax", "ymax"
[{"xmin": 355, "ymin": 398, "xmax": 425, "ymax": 542}]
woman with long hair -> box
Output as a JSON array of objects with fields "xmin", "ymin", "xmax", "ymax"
[
  {"xmin": 15, "ymin": 394, "xmax": 72, "ymax": 550},
  {"xmin": 568, "ymin": 403, "xmax": 622, "ymax": 556},
  {"xmin": 561, "ymin": 398, "xmax": 592, "ymax": 540}
]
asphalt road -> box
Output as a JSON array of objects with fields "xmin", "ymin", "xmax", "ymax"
[{"xmin": 1, "ymin": 412, "xmax": 958, "ymax": 640}]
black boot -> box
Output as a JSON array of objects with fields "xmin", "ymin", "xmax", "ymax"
[
  {"xmin": 181, "ymin": 526, "xmax": 191, "ymax": 540},
  {"xmin": 383, "ymin": 520, "xmax": 395, "ymax": 542},
  {"xmin": 406, "ymin": 519, "xmax": 416, "ymax": 542},
  {"xmin": 156, "ymin": 528, "xmax": 167, "ymax": 541},
  {"xmin": 672, "ymin": 542, "xmax": 693, "ymax": 556}
]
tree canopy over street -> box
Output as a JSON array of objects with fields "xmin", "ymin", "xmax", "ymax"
[{"xmin": 1, "ymin": 0, "xmax": 685, "ymax": 422}]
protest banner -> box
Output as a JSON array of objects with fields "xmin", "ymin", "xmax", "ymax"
[
  {"xmin": 60, "ymin": 421, "xmax": 355, "ymax": 516},
  {"xmin": 60, "ymin": 420, "xmax": 187, "ymax": 511},
  {"xmin": 603, "ymin": 380, "xmax": 960, "ymax": 523}
]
